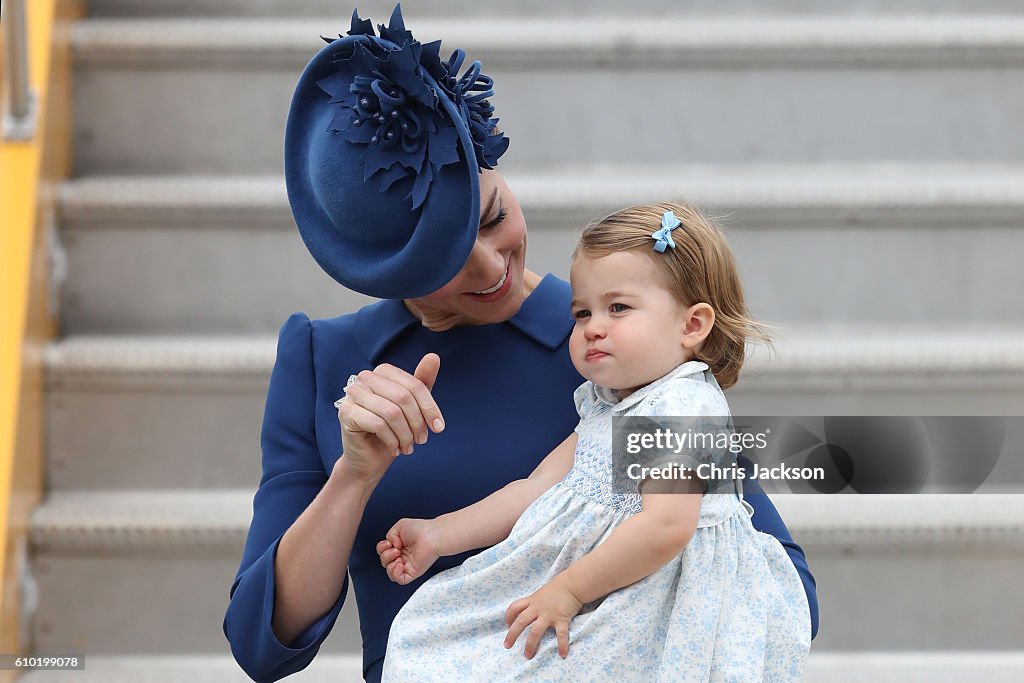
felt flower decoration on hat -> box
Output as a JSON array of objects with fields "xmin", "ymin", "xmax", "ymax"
[{"xmin": 315, "ymin": 4, "xmax": 509, "ymax": 210}]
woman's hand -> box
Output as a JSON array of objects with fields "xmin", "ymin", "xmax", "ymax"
[
  {"xmin": 503, "ymin": 575, "xmax": 583, "ymax": 659},
  {"xmin": 334, "ymin": 353, "xmax": 445, "ymax": 485},
  {"xmin": 376, "ymin": 517, "xmax": 444, "ymax": 585}
]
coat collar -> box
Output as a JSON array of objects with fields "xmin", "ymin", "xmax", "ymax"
[{"xmin": 353, "ymin": 273, "xmax": 574, "ymax": 363}]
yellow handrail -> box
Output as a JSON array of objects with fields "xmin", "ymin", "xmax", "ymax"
[{"xmin": 1, "ymin": 0, "xmax": 76, "ymax": 668}]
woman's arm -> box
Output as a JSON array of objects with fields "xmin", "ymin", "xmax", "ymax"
[
  {"xmin": 224, "ymin": 313, "xmax": 353, "ymax": 682},
  {"xmin": 270, "ymin": 463, "xmax": 375, "ymax": 646},
  {"xmin": 737, "ymin": 454, "xmax": 819, "ymax": 639},
  {"xmin": 433, "ymin": 432, "xmax": 578, "ymax": 556},
  {"xmin": 224, "ymin": 313, "xmax": 446, "ymax": 682}
]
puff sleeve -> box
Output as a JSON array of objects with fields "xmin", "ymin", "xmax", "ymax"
[
  {"xmin": 572, "ymin": 381, "xmax": 597, "ymax": 432},
  {"xmin": 223, "ymin": 312, "xmax": 348, "ymax": 682},
  {"xmin": 627, "ymin": 378, "xmax": 733, "ymax": 489}
]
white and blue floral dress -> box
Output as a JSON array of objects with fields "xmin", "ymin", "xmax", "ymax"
[{"xmin": 382, "ymin": 361, "xmax": 811, "ymax": 682}]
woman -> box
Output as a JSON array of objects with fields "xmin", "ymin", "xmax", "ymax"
[{"xmin": 222, "ymin": 7, "xmax": 818, "ymax": 683}]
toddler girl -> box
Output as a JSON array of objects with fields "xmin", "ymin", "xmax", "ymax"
[{"xmin": 377, "ymin": 202, "xmax": 812, "ymax": 681}]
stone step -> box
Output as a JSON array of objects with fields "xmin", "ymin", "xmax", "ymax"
[
  {"xmin": 44, "ymin": 327, "xmax": 1024, "ymax": 491},
  {"xmin": 85, "ymin": 0, "xmax": 1024, "ymax": 19},
  {"xmin": 57, "ymin": 165, "xmax": 1024, "ymax": 333},
  {"xmin": 16, "ymin": 652, "xmax": 1024, "ymax": 682},
  {"xmin": 26, "ymin": 489, "xmax": 361, "ymax": 656},
  {"xmin": 805, "ymin": 652, "xmax": 1024, "ymax": 683},
  {"xmin": 71, "ymin": 15, "xmax": 1024, "ymax": 68},
  {"xmin": 26, "ymin": 490, "xmax": 1024, "ymax": 653},
  {"xmin": 70, "ymin": 16, "xmax": 1024, "ymax": 173}
]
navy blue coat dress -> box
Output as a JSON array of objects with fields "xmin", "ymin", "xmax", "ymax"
[{"xmin": 222, "ymin": 274, "xmax": 818, "ymax": 683}]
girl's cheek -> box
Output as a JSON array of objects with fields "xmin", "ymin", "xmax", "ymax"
[{"xmin": 569, "ymin": 328, "xmax": 587, "ymax": 358}]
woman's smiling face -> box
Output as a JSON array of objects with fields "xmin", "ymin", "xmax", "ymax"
[{"xmin": 403, "ymin": 170, "xmax": 533, "ymax": 331}]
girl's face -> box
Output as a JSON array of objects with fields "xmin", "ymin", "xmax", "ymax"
[
  {"xmin": 569, "ymin": 251, "xmax": 707, "ymax": 397},
  {"xmin": 403, "ymin": 170, "xmax": 533, "ymax": 331}
]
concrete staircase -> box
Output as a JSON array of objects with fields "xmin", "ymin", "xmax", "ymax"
[{"xmin": 21, "ymin": 1, "xmax": 1024, "ymax": 680}]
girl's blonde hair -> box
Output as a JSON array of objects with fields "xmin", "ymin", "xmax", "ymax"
[{"xmin": 572, "ymin": 201, "xmax": 771, "ymax": 390}]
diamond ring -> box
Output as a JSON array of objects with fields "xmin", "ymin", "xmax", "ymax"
[{"xmin": 334, "ymin": 374, "xmax": 360, "ymax": 409}]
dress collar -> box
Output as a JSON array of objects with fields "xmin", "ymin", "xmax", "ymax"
[
  {"xmin": 592, "ymin": 360, "xmax": 711, "ymax": 412},
  {"xmin": 353, "ymin": 273, "xmax": 574, "ymax": 363}
]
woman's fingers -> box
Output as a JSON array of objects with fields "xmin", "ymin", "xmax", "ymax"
[
  {"xmin": 373, "ymin": 362, "xmax": 446, "ymax": 438},
  {"xmin": 345, "ymin": 380, "xmax": 417, "ymax": 454},
  {"xmin": 413, "ymin": 353, "xmax": 441, "ymax": 392},
  {"xmin": 340, "ymin": 358, "xmax": 446, "ymax": 458},
  {"xmin": 355, "ymin": 370, "xmax": 421, "ymax": 449},
  {"xmin": 413, "ymin": 353, "xmax": 446, "ymax": 433},
  {"xmin": 338, "ymin": 400, "xmax": 401, "ymax": 454}
]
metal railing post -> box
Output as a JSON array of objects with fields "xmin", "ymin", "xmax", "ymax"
[{"xmin": 2, "ymin": 0, "xmax": 38, "ymax": 140}]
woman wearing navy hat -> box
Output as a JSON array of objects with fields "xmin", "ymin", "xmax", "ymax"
[{"xmin": 222, "ymin": 6, "xmax": 818, "ymax": 682}]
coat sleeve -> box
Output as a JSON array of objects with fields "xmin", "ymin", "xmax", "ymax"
[
  {"xmin": 736, "ymin": 454, "xmax": 820, "ymax": 640},
  {"xmin": 223, "ymin": 312, "xmax": 349, "ymax": 682}
]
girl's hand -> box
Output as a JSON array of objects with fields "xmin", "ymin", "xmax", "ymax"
[
  {"xmin": 334, "ymin": 354, "xmax": 445, "ymax": 485},
  {"xmin": 503, "ymin": 575, "xmax": 583, "ymax": 659},
  {"xmin": 376, "ymin": 518, "xmax": 444, "ymax": 585}
]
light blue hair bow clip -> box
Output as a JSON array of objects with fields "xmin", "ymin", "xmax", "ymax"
[{"xmin": 651, "ymin": 211, "xmax": 682, "ymax": 253}]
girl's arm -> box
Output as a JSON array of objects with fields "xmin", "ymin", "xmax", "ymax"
[
  {"xmin": 433, "ymin": 432, "xmax": 578, "ymax": 556},
  {"xmin": 558, "ymin": 477, "xmax": 703, "ymax": 604},
  {"xmin": 503, "ymin": 476, "xmax": 703, "ymax": 659}
]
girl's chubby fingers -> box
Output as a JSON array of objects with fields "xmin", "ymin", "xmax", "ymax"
[
  {"xmin": 504, "ymin": 598, "xmax": 527, "ymax": 627},
  {"xmin": 386, "ymin": 528, "xmax": 403, "ymax": 551},
  {"xmin": 503, "ymin": 609, "xmax": 533, "ymax": 649},
  {"xmin": 393, "ymin": 564, "xmax": 417, "ymax": 585},
  {"xmin": 375, "ymin": 539, "xmax": 393, "ymax": 554},
  {"xmin": 378, "ymin": 547, "xmax": 400, "ymax": 567},
  {"xmin": 555, "ymin": 621, "xmax": 570, "ymax": 658},
  {"xmin": 524, "ymin": 621, "xmax": 546, "ymax": 659},
  {"xmin": 386, "ymin": 559, "xmax": 404, "ymax": 584}
]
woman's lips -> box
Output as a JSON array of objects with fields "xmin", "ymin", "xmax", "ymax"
[
  {"xmin": 464, "ymin": 263, "xmax": 512, "ymax": 303},
  {"xmin": 585, "ymin": 350, "xmax": 609, "ymax": 362}
]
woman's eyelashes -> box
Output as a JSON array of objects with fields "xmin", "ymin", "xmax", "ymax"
[{"xmin": 480, "ymin": 207, "xmax": 507, "ymax": 231}]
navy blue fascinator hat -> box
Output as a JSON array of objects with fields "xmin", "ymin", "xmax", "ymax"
[{"xmin": 285, "ymin": 4, "xmax": 509, "ymax": 299}]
